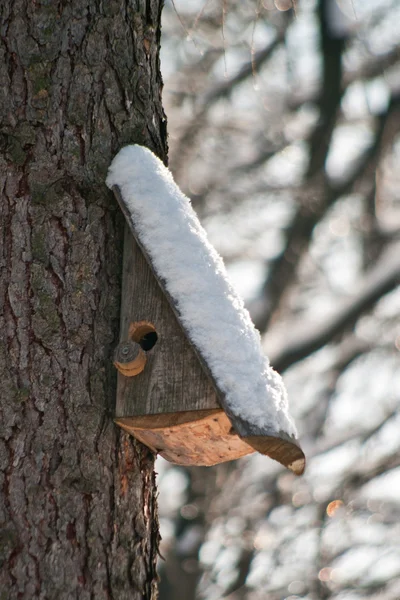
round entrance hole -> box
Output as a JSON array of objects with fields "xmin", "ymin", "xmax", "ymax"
[
  {"xmin": 129, "ymin": 321, "xmax": 158, "ymax": 352},
  {"xmin": 139, "ymin": 331, "xmax": 158, "ymax": 351}
]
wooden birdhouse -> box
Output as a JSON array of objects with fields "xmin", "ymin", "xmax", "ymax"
[{"xmin": 106, "ymin": 146, "xmax": 305, "ymax": 475}]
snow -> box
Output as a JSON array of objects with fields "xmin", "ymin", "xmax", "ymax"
[{"xmin": 106, "ymin": 145, "xmax": 297, "ymax": 438}]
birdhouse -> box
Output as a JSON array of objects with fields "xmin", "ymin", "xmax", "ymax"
[{"xmin": 106, "ymin": 146, "xmax": 305, "ymax": 475}]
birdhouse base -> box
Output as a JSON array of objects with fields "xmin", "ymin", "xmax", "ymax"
[{"xmin": 115, "ymin": 409, "xmax": 255, "ymax": 466}]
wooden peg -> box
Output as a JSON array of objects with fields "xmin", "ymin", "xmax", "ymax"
[
  {"xmin": 114, "ymin": 320, "xmax": 158, "ymax": 377},
  {"xmin": 114, "ymin": 339, "xmax": 146, "ymax": 377}
]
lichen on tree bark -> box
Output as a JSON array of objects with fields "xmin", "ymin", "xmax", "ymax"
[{"xmin": 0, "ymin": 0, "xmax": 167, "ymax": 598}]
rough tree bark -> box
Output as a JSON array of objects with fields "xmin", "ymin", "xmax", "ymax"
[{"xmin": 0, "ymin": 0, "xmax": 167, "ymax": 598}]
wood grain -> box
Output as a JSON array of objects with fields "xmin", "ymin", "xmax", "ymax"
[
  {"xmin": 244, "ymin": 436, "xmax": 305, "ymax": 475},
  {"xmin": 116, "ymin": 410, "xmax": 255, "ymax": 466},
  {"xmin": 116, "ymin": 225, "xmax": 220, "ymax": 417}
]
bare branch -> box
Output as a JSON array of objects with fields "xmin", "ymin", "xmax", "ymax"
[
  {"xmin": 201, "ymin": 34, "xmax": 283, "ymax": 106},
  {"xmin": 256, "ymin": 95, "xmax": 397, "ymax": 333},
  {"xmin": 269, "ymin": 240, "xmax": 400, "ymax": 372}
]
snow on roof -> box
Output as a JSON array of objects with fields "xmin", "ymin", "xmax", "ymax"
[{"xmin": 106, "ymin": 145, "xmax": 297, "ymax": 439}]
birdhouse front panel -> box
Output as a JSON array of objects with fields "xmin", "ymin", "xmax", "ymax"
[{"xmin": 116, "ymin": 226, "xmax": 220, "ymax": 418}]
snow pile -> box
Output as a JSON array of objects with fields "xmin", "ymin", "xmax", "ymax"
[{"xmin": 106, "ymin": 145, "xmax": 297, "ymax": 438}]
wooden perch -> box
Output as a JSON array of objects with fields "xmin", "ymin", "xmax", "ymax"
[{"xmin": 114, "ymin": 339, "xmax": 146, "ymax": 377}]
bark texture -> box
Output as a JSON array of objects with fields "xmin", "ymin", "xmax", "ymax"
[{"xmin": 0, "ymin": 0, "xmax": 167, "ymax": 598}]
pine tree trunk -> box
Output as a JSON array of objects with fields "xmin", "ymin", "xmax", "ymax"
[{"xmin": 0, "ymin": 1, "xmax": 167, "ymax": 597}]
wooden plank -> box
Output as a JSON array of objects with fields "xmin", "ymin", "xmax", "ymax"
[
  {"xmin": 115, "ymin": 409, "xmax": 255, "ymax": 467},
  {"xmin": 116, "ymin": 225, "xmax": 220, "ymax": 417}
]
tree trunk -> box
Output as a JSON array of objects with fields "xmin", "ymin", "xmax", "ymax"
[{"xmin": 0, "ymin": 0, "xmax": 167, "ymax": 598}]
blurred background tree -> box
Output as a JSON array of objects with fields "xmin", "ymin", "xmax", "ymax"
[{"xmin": 156, "ymin": 0, "xmax": 400, "ymax": 599}]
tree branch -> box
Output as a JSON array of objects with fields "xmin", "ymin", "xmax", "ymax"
[
  {"xmin": 255, "ymin": 93, "xmax": 397, "ymax": 333},
  {"xmin": 268, "ymin": 241, "xmax": 400, "ymax": 372}
]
